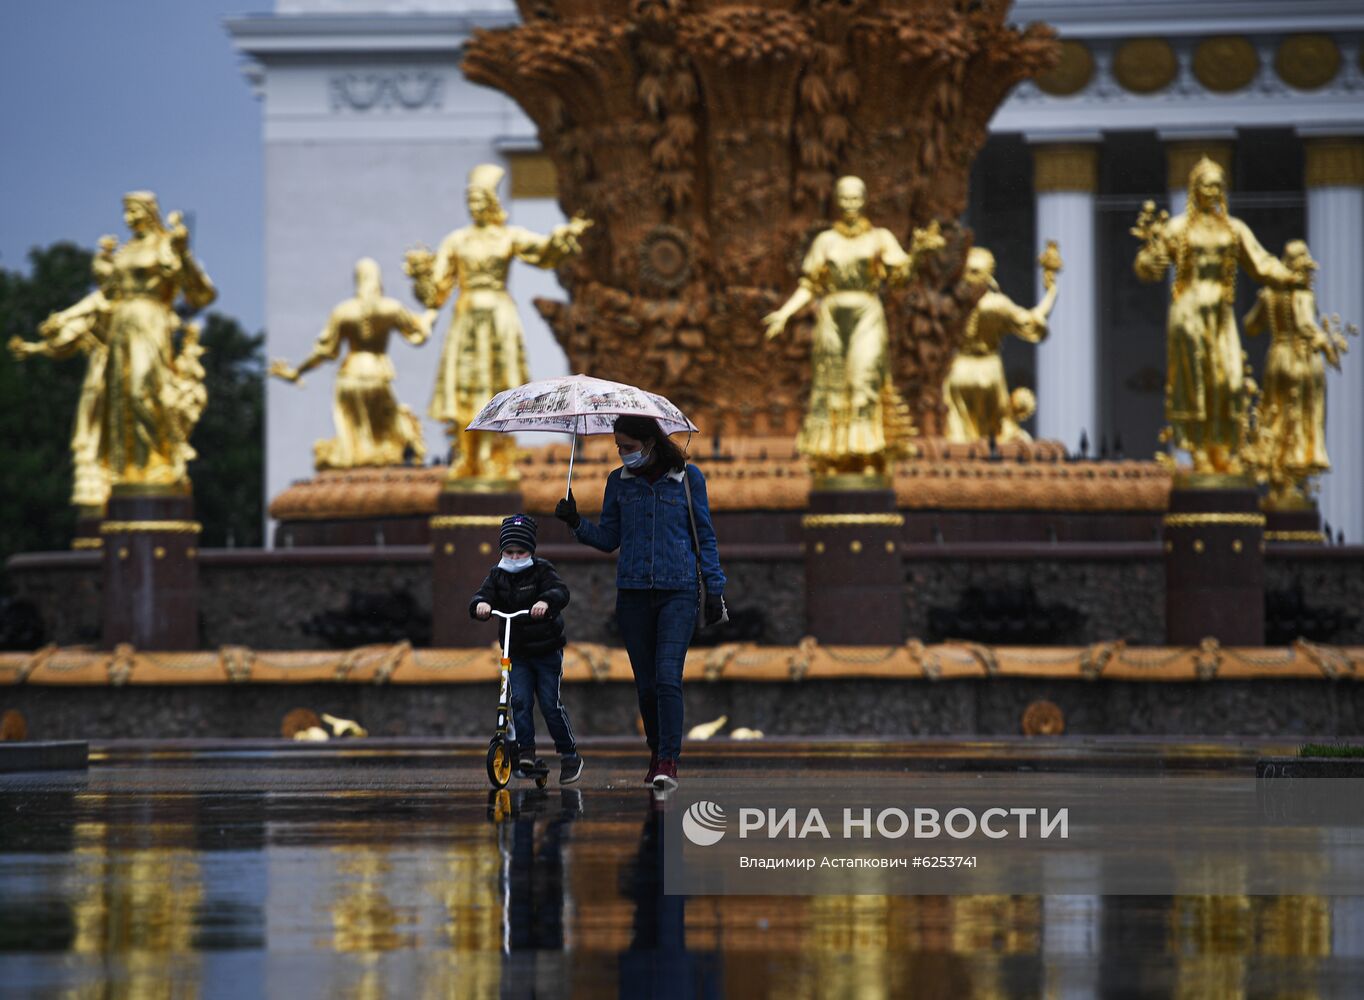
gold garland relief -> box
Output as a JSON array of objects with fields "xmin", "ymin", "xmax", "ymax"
[
  {"xmin": 1032, "ymin": 144, "xmax": 1098, "ymax": 194},
  {"xmin": 1305, "ymin": 139, "xmax": 1364, "ymax": 189},
  {"xmin": 99, "ymin": 520, "xmax": 202, "ymax": 535},
  {"xmin": 1265, "ymin": 530, "xmax": 1326, "ymax": 543},
  {"xmin": 1162, "ymin": 513, "xmax": 1265, "ymax": 528},
  {"xmin": 1036, "ymin": 41, "xmax": 1094, "ymax": 97},
  {"xmin": 429, "ymin": 515, "xmax": 508, "ymax": 529},
  {"xmin": 801, "ymin": 513, "xmax": 906, "ymax": 529}
]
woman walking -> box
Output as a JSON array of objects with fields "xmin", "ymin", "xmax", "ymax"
[{"xmin": 555, "ymin": 415, "xmax": 726, "ymax": 790}]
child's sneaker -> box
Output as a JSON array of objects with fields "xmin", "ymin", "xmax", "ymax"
[
  {"xmin": 513, "ymin": 748, "xmax": 539, "ymax": 779},
  {"xmin": 560, "ymin": 752, "xmax": 584, "ymax": 785}
]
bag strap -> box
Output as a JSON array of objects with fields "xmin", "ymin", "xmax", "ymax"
[{"xmin": 681, "ymin": 465, "xmax": 704, "ymax": 576}]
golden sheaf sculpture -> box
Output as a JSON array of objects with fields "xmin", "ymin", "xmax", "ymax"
[
  {"xmin": 1133, "ymin": 158, "xmax": 1299, "ymax": 479},
  {"xmin": 270, "ymin": 259, "xmax": 432, "ymax": 471},
  {"xmin": 943, "ymin": 243, "xmax": 1061, "ymax": 444},
  {"xmin": 10, "ymin": 192, "xmax": 215, "ymax": 497},
  {"xmin": 404, "ymin": 163, "xmax": 591, "ymax": 484},
  {"xmin": 764, "ymin": 175, "xmax": 944, "ymax": 484}
]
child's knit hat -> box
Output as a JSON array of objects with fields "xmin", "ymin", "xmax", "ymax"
[{"xmin": 499, "ymin": 514, "xmax": 537, "ymax": 554}]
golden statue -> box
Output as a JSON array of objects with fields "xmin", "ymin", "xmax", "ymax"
[
  {"xmin": 943, "ymin": 242, "xmax": 1061, "ymax": 444},
  {"xmin": 1243, "ymin": 240, "xmax": 1356, "ymax": 508},
  {"xmin": 76, "ymin": 192, "xmax": 217, "ymax": 489},
  {"xmin": 1133, "ymin": 158, "xmax": 1299, "ymax": 478},
  {"xmin": 404, "ymin": 164, "xmax": 592, "ymax": 483},
  {"xmin": 270, "ymin": 258, "xmax": 433, "ymax": 471},
  {"xmin": 8, "ymin": 236, "xmax": 120, "ymax": 510},
  {"xmin": 764, "ymin": 175, "xmax": 944, "ymax": 483}
]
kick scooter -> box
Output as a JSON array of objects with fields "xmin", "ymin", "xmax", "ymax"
[{"xmin": 487, "ymin": 609, "xmax": 549, "ymax": 789}]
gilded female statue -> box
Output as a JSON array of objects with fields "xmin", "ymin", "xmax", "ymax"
[
  {"xmin": 1133, "ymin": 158, "xmax": 1298, "ymax": 477},
  {"xmin": 405, "ymin": 163, "xmax": 591, "ymax": 483},
  {"xmin": 270, "ymin": 258, "xmax": 433, "ymax": 470},
  {"xmin": 1243, "ymin": 239, "xmax": 1353, "ymax": 506},
  {"xmin": 764, "ymin": 175, "xmax": 944, "ymax": 483},
  {"xmin": 13, "ymin": 194, "xmax": 215, "ymax": 493},
  {"xmin": 943, "ymin": 243, "xmax": 1060, "ymax": 444},
  {"xmin": 8, "ymin": 237, "xmax": 118, "ymax": 510}
]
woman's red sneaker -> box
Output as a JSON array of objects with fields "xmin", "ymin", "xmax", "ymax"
[
  {"xmin": 652, "ymin": 758, "xmax": 678, "ymax": 791},
  {"xmin": 644, "ymin": 752, "xmax": 660, "ymax": 787}
]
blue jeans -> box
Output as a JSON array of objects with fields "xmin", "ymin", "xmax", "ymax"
[
  {"xmin": 616, "ymin": 588, "xmax": 697, "ymax": 760},
  {"xmin": 510, "ymin": 649, "xmax": 576, "ymax": 756}
]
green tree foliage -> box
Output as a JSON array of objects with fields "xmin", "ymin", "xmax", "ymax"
[
  {"xmin": 0, "ymin": 243, "xmax": 93, "ymax": 565},
  {"xmin": 0, "ymin": 243, "xmax": 264, "ymax": 567},
  {"xmin": 191, "ymin": 313, "xmax": 264, "ymax": 548}
]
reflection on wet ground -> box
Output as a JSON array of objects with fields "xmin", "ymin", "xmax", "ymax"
[{"xmin": 1, "ymin": 738, "xmax": 1362, "ymax": 998}]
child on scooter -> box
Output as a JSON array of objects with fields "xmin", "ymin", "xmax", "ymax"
[{"xmin": 471, "ymin": 514, "xmax": 583, "ymax": 784}]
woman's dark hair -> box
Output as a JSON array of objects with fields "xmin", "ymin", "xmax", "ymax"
[{"xmin": 613, "ymin": 415, "xmax": 688, "ymax": 472}]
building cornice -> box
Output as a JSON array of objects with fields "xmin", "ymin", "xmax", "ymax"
[
  {"xmin": 223, "ymin": 12, "xmax": 508, "ymax": 56},
  {"xmin": 1011, "ymin": 0, "xmax": 1364, "ymax": 38}
]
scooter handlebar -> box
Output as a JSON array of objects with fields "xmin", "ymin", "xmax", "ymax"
[{"xmin": 489, "ymin": 609, "xmax": 532, "ymax": 621}]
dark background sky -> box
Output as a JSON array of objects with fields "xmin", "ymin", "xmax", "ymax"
[{"xmin": 0, "ymin": 0, "xmax": 265, "ymax": 332}]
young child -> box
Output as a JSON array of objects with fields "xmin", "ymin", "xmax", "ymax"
[{"xmin": 471, "ymin": 514, "xmax": 583, "ymax": 784}]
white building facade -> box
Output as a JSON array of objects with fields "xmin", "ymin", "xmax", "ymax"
[{"xmin": 228, "ymin": 0, "xmax": 1364, "ymax": 539}]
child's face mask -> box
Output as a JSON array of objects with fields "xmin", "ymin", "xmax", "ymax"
[{"xmin": 499, "ymin": 553, "xmax": 533, "ymax": 573}]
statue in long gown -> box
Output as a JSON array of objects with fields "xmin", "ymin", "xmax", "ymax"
[
  {"xmin": 763, "ymin": 175, "xmax": 944, "ymax": 483},
  {"xmin": 1243, "ymin": 239, "xmax": 1356, "ymax": 508},
  {"xmin": 1132, "ymin": 158, "xmax": 1299, "ymax": 478},
  {"xmin": 8, "ymin": 237, "xmax": 119, "ymax": 510},
  {"xmin": 943, "ymin": 243, "xmax": 1061, "ymax": 444},
  {"xmin": 270, "ymin": 258, "xmax": 433, "ymax": 470},
  {"xmin": 404, "ymin": 164, "xmax": 591, "ymax": 483}
]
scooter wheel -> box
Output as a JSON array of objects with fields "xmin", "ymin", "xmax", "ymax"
[{"xmin": 487, "ymin": 738, "xmax": 511, "ymax": 788}]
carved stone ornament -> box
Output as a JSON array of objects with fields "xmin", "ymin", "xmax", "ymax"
[
  {"xmin": 1192, "ymin": 36, "xmax": 1260, "ymax": 94},
  {"xmin": 461, "ymin": 1, "xmax": 1059, "ymax": 437},
  {"xmin": 329, "ymin": 72, "xmax": 444, "ymax": 112},
  {"xmin": 638, "ymin": 225, "xmax": 693, "ymax": 292},
  {"xmin": 1112, "ymin": 38, "xmax": 1178, "ymax": 94},
  {"xmin": 1036, "ymin": 40, "xmax": 1094, "ymax": 97},
  {"xmin": 1275, "ymin": 34, "xmax": 1341, "ymax": 91}
]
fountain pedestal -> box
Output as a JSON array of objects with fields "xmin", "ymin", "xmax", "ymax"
[
  {"xmin": 100, "ymin": 486, "xmax": 201, "ymax": 650},
  {"xmin": 803, "ymin": 485, "xmax": 904, "ymax": 646},
  {"xmin": 430, "ymin": 482, "xmax": 522, "ymax": 648}
]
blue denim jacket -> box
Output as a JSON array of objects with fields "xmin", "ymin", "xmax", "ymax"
[{"xmin": 573, "ymin": 464, "xmax": 726, "ymax": 594}]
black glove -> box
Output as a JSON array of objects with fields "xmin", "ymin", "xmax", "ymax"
[
  {"xmin": 555, "ymin": 491, "xmax": 581, "ymax": 529},
  {"xmin": 704, "ymin": 592, "xmax": 726, "ymax": 626}
]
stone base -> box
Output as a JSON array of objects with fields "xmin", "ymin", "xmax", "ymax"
[
  {"xmin": 0, "ymin": 740, "xmax": 88, "ymax": 772},
  {"xmin": 3, "ymin": 680, "xmax": 1360, "ymax": 740},
  {"xmin": 1266, "ymin": 505, "xmax": 1325, "ymax": 546},
  {"xmin": 430, "ymin": 486, "xmax": 524, "ymax": 647},
  {"xmin": 267, "ymin": 438, "xmax": 1172, "ymax": 547}
]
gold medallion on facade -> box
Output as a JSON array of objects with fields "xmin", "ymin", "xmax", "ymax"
[
  {"xmin": 1113, "ymin": 38, "xmax": 1178, "ymax": 94},
  {"xmin": 1193, "ymin": 36, "xmax": 1259, "ymax": 93},
  {"xmin": 1275, "ymin": 34, "xmax": 1341, "ymax": 90},
  {"xmin": 1036, "ymin": 40, "xmax": 1094, "ymax": 96}
]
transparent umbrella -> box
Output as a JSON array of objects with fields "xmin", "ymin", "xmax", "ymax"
[{"xmin": 466, "ymin": 374, "xmax": 698, "ymax": 497}]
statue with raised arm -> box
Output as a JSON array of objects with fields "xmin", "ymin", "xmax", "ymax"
[
  {"xmin": 764, "ymin": 175, "xmax": 944, "ymax": 483},
  {"xmin": 404, "ymin": 163, "xmax": 592, "ymax": 484},
  {"xmin": 1243, "ymin": 239, "xmax": 1357, "ymax": 508},
  {"xmin": 1132, "ymin": 158, "xmax": 1299, "ymax": 478},
  {"xmin": 270, "ymin": 258, "xmax": 433, "ymax": 470},
  {"xmin": 8, "ymin": 236, "xmax": 119, "ymax": 510},
  {"xmin": 943, "ymin": 242, "xmax": 1061, "ymax": 444}
]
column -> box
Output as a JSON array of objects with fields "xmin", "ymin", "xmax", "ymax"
[
  {"xmin": 1305, "ymin": 137, "xmax": 1364, "ymax": 543},
  {"xmin": 1164, "ymin": 137, "xmax": 1234, "ymax": 214},
  {"xmin": 1031, "ymin": 141, "xmax": 1099, "ymax": 451}
]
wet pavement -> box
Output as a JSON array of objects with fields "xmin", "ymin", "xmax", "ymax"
[{"xmin": 1, "ymin": 737, "xmax": 1363, "ymax": 998}]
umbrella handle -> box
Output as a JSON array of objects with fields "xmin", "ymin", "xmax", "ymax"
[{"xmin": 565, "ymin": 414, "xmax": 580, "ymax": 499}]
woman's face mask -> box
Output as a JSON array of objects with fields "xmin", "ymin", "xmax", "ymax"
[
  {"xmin": 621, "ymin": 443, "xmax": 652, "ymax": 470},
  {"xmin": 498, "ymin": 553, "xmax": 533, "ymax": 573}
]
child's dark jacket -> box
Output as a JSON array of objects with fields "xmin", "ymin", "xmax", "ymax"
[{"xmin": 469, "ymin": 558, "xmax": 570, "ymax": 656}]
